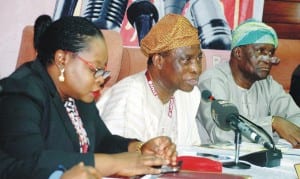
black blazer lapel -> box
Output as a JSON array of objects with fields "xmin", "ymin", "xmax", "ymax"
[
  {"xmin": 53, "ymin": 96, "xmax": 80, "ymax": 152},
  {"xmin": 76, "ymin": 101, "xmax": 96, "ymax": 152}
]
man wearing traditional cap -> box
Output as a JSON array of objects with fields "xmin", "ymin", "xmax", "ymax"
[
  {"xmin": 97, "ymin": 14, "xmax": 204, "ymax": 145},
  {"xmin": 197, "ymin": 19, "xmax": 300, "ymax": 148}
]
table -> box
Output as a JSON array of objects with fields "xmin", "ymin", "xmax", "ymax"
[
  {"xmin": 156, "ymin": 171, "xmax": 248, "ymax": 179},
  {"xmin": 143, "ymin": 141, "xmax": 300, "ymax": 179}
]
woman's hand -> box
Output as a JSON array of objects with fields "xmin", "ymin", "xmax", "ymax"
[
  {"xmin": 94, "ymin": 152, "xmax": 168, "ymax": 177},
  {"xmin": 61, "ymin": 162, "xmax": 102, "ymax": 179},
  {"xmin": 141, "ymin": 136, "xmax": 177, "ymax": 166}
]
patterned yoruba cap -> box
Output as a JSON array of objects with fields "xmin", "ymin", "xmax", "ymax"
[
  {"xmin": 140, "ymin": 14, "xmax": 200, "ymax": 56},
  {"xmin": 231, "ymin": 18, "xmax": 278, "ymax": 50}
]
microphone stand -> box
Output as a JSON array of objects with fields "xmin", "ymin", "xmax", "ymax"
[{"xmin": 223, "ymin": 130, "xmax": 251, "ymax": 169}]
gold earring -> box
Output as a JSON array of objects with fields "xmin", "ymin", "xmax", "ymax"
[{"xmin": 58, "ymin": 68, "xmax": 65, "ymax": 82}]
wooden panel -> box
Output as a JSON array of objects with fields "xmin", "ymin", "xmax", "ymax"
[
  {"xmin": 263, "ymin": 0, "xmax": 300, "ymax": 39},
  {"xmin": 266, "ymin": 23, "xmax": 300, "ymax": 39},
  {"xmin": 263, "ymin": 1, "xmax": 300, "ymax": 23}
]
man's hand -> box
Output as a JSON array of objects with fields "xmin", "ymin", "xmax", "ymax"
[{"xmin": 272, "ymin": 116, "xmax": 300, "ymax": 148}]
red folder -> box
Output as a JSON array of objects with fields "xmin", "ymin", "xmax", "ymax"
[{"xmin": 177, "ymin": 156, "xmax": 223, "ymax": 173}]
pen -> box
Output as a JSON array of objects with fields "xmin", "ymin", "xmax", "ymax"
[{"xmin": 196, "ymin": 152, "xmax": 231, "ymax": 160}]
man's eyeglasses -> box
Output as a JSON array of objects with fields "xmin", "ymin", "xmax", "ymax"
[
  {"xmin": 75, "ymin": 54, "xmax": 111, "ymax": 80},
  {"xmin": 257, "ymin": 55, "xmax": 280, "ymax": 64}
]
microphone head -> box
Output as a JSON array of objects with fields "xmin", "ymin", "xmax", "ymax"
[
  {"xmin": 82, "ymin": 0, "xmax": 129, "ymax": 30},
  {"xmin": 201, "ymin": 90, "xmax": 212, "ymax": 102},
  {"xmin": 211, "ymin": 100, "xmax": 239, "ymax": 131},
  {"xmin": 127, "ymin": 0, "xmax": 159, "ymax": 27}
]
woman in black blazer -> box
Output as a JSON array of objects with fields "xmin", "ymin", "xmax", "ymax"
[{"xmin": 0, "ymin": 15, "xmax": 176, "ymax": 179}]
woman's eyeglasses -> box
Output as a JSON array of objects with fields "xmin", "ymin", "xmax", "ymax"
[{"xmin": 75, "ymin": 54, "xmax": 111, "ymax": 80}]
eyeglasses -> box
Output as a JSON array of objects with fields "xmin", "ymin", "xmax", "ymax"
[
  {"xmin": 257, "ymin": 55, "xmax": 280, "ymax": 64},
  {"xmin": 75, "ymin": 54, "xmax": 111, "ymax": 80}
]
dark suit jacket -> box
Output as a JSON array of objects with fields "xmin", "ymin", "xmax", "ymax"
[
  {"xmin": 0, "ymin": 60, "xmax": 132, "ymax": 178},
  {"xmin": 0, "ymin": 149, "xmax": 54, "ymax": 179},
  {"xmin": 290, "ymin": 65, "xmax": 300, "ymax": 107}
]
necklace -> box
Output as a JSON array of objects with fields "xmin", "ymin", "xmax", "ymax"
[{"xmin": 145, "ymin": 71, "xmax": 175, "ymax": 118}]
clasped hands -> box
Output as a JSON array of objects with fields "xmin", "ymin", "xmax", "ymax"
[
  {"xmin": 120, "ymin": 135, "xmax": 178, "ymax": 177},
  {"xmin": 139, "ymin": 136, "xmax": 177, "ymax": 165},
  {"xmin": 94, "ymin": 136, "xmax": 177, "ymax": 178}
]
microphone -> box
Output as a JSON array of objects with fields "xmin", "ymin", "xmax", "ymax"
[
  {"xmin": 237, "ymin": 115, "xmax": 273, "ymax": 149},
  {"xmin": 201, "ymin": 90, "xmax": 282, "ymax": 167},
  {"xmin": 81, "ymin": 0, "xmax": 129, "ymax": 30},
  {"xmin": 211, "ymin": 99, "xmax": 239, "ymax": 132},
  {"xmin": 53, "ymin": 0, "xmax": 78, "ymax": 20},
  {"xmin": 201, "ymin": 90, "xmax": 273, "ymax": 149},
  {"xmin": 127, "ymin": 0, "xmax": 159, "ymax": 45},
  {"xmin": 163, "ymin": 0, "xmax": 188, "ymax": 15},
  {"xmin": 201, "ymin": 89, "xmax": 215, "ymax": 102},
  {"xmin": 189, "ymin": 0, "xmax": 232, "ymax": 50}
]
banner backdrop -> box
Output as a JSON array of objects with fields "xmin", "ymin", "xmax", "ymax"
[
  {"xmin": 117, "ymin": 0, "xmax": 264, "ymax": 47},
  {"xmin": 53, "ymin": 0, "xmax": 264, "ymax": 69},
  {"xmin": 55, "ymin": 0, "xmax": 264, "ymax": 48}
]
